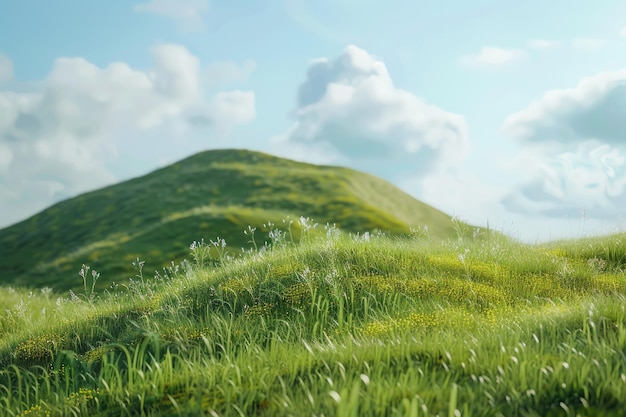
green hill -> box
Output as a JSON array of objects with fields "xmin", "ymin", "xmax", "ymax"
[{"xmin": 0, "ymin": 149, "xmax": 477, "ymax": 292}]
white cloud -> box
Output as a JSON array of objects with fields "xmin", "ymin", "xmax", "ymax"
[
  {"xmin": 271, "ymin": 45, "xmax": 468, "ymax": 176},
  {"xmin": 0, "ymin": 53, "xmax": 12, "ymax": 83},
  {"xmin": 134, "ymin": 0, "xmax": 209, "ymax": 32},
  {"xmin": 502, "ymin": 70, "xmax": 626, "ymax": 147},
  {"xmin": 206, "ymin": 60, "xmax": 257, "ymax": 85},
  {"xmin": 527, "ymin": 39, "xmax": 561, "ymax": 49},
  {"xmin": 502, "ymin": 143, "xmax": 626, "ymax": 218},
  {"xmin": 0, "ymin": 45, "xmax": 255, "ymax": 228},
  {"xmin": 571, "ymin": 37, "xmax": 606, "ymax": 51},
  {"xmin": 460, "ymin": 46, "xmax": 526, "ymax": 67},
  {"xmin": 501, "ymin": 69, "xmax": 626, "ymax": 219},
  {"xmin": 621, "ymin": 27, "xmax": 626, "ymax": 40}
]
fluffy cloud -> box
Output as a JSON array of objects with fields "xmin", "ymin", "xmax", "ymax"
[
  {"xmin": 502, "ymin": 70, "xmax": 626, "ymax": 147},
  {"xmin": 272, "ymin": 45, "xmax": 468, "ymax": 176},
  {"xmin": 621, "ymin": 27, "xmax": 626, "ymax": 40},
  {"xmin": 503, "ymin": 143, "xmax": 626, "ymax": 217},
  {"xmin": 501, "ymin": 70, "xmax": 626, "ymax": 218},
  {"xmin": 134, "ymin": 0, "xmax": 209, "ymax": 32},
  {"xmin": 0, "ymin": 44, "xmax": 255, "ymax": 228},
  {"xmin": 460, "ymin": 46, "xmax": 526, "ymax": 67},
  {"xmin": 0, "ymin": 53, "xmax": 12, "ymax": 83}
]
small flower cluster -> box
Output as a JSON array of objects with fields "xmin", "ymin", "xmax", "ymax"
[
  {"xmin": 66, "ymin": 387, "xmax": 99, "ymax": 406},
  {"xmin": 281, "ymin": 282, "xmax": 311, "ymax": 306},
  {"xmin": 244, "ymin": 302, "xmax": 274, "ymax": 317},
  {"xmin": 353, "ymin": 275, "xmax": 438, "ymax": 297},
  {"xmin": 15, "ymin": 333, "xmax": 65, "ymax": 363},
  {"xmin": 190, "ymin": 237, "xmax": 229, "ymax": 267},
  {"xmin": 187, "ymin": 327, "xmax": 213, "ymax": 342},
  {"xmin": 82, "ymin": 345, "xmax": 111, "ymax": 363},
  {"xmin": 324, "ymin": 222, "xmax": 341, "ymax": 243},
  {"xmin": 362, "ymin": 312, "xmax": 440, "ymax": 337},
  {"xmin": 352, "ymin": 231, "xmax": 371, "ymax": 243},
  {"xmin": 592, "ymin": 274, "xmax": 626, "ymax": 294},
  {"xmin": 17, "ymin": 404, "xmax": 51, "ymax": 417},
  {"xmin": 587, "ymin": 257, "xmax": 608, "ymax": 274},
  {"xmin": 78, "ymin": 264, "xmax": 100, "ymax": 303},
  {"xmin": 362, "ymin": 308, "xmax": 481, "ymax": 337},
  {"xmin": 437, "ymin": 279, "xmax": 509, "ymax": 308},
  {"xmin": 409, "ymin": 225, "xmax": 430, "ymax": 240},
  {"xmin": 298, "ymin": 216, "xmax": 318, "ymax": 240},
  {"xmin": 18, "ymin": 387, "xmax": 101, "ymax": 417}
]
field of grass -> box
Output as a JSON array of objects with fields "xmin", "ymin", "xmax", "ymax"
[
  {"xmin": 1, "ymin": 219, "xmax": 626, "ymax": 416},
  {"xmin": 0, "ymin": 149, "xmax": 476, "ymax": 292}
]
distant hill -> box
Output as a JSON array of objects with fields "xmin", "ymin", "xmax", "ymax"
[{"xmin": 0, "ymin": 149, "xmax": 479, "ymax": 291}]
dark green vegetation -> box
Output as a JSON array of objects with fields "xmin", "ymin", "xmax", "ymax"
[
  {"xmin": 1, "ymin": 228, "xmax": 626, "ymax": 416},
  {"xmin": 0, "ymin": 149, "xmax": 473, "ymax": 292}
]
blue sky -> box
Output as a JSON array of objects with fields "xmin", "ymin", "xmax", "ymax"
[{"xmin": 1, "ymin": 0, "xmax": 626, "ymax": 242}]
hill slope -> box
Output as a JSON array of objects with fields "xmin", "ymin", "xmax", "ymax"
[{"xmin": 0, "ymin": 148, "xmax": 475, "ymax": 291}]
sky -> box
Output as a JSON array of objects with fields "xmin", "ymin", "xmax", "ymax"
[{"xmin": 1, "ymin": 0, "xmax": 626, "ymax": 243}]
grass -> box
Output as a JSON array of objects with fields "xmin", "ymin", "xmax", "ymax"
[
  {"xmin": 0, "ymin": 149, "xmax": 480, "ymax": 292},
  {"xmin": 1, "ymin": 218, "xmax": 626, "ymax": 416}
]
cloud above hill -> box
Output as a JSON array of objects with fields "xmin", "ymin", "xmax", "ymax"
[
  {"xmin": 501, "ymin": 70, "xmax": 626, "ymax": 218},
  {"xmin": 271, "ymin": 45, "xmax": 469, "ymax": 176},
  {"xmin": 0, "ymin": 44, "xmax": 255, "ymax": 228},
  {"xmin": 502, "ymin": 70, "xmax": 626, "ymax": 147}
]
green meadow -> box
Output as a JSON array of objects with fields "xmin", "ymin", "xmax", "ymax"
[
  {"xmin": 1, "ymin": 149, "xmax": 625, "ymax": 416},
  {"xmin": 1, "ymin": 220, "xmax": 626, "ymax": 416}
]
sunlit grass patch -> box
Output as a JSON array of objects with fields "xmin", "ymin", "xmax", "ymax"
[
  {"xmin": 361, "ymin": 308, "xmax": 480, "ymax": 337},
  {"xmin": 514, "ymin": 272, "xmax": 579, "ymax": 301},
  {"xmin": 353, "ymin": 273, "xmax": 509, "ymax": 310},
  {"xmin": 353, "ymin": 275, "xmax": 438, "ymax": 296},
  {"xmin": 591, "ymin": 273, "xmax": 626, "ymax": 294},
  {"xmin": 426, "ymin": 254, "xmax": 507, "ymax": 284},
  {"xmin": 544, "ymin": 248, "xmax": 568, "ymax": 259},
  {"xmin": 437, "ymin": 278, "xmax": 510, "ymax": 308}
]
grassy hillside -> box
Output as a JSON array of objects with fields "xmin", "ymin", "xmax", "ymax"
[
  {"xmin": 0, "ymin": 149, "xmax": 475, "ymax": 292},
  {"xmin": 1, "ymin": 227, "xmax": 626, "ymax": 416}
]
